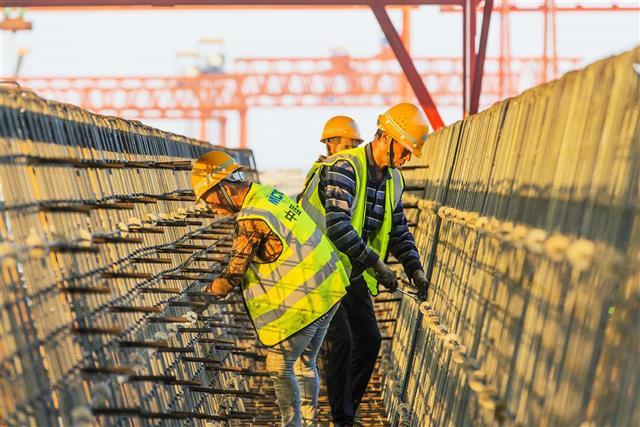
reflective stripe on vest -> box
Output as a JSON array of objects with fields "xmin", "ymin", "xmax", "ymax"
[
  {"xmin": 237, "ymin": 183, "xmax": 348, "ymax": 347},
  {"xmin": 303, "ymin": 161, "xmax": 321, "ymax": 189},
  {"xmin": 299, "ymin": 146, "xmax": 404, "ymax": 296}
]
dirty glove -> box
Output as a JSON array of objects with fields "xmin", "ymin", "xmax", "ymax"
[
  {"xmin": 207, "ymin": 277, "xmax": 235, "ymax": 298},
  {"xmin": 412, "ymin": 270, "xmax": 429, "ymax": 301},
  {"xmin": 374, "ymin": 258, "xmax": 398, "ymax": 292}
]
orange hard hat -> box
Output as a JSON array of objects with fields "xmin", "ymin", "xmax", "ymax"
[
  {"xmin": 321, "ymin": 115, "xmax": 363, "ymax": 143},
  {"xmin": 191, "ymin": 150, "xmax": 243, "ymax": 202},
  {"xmin": 377, "ymin": 103, "xmax": 429, "ymax": 158}
]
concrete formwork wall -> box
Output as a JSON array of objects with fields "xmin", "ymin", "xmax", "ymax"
[{"xmin": 384, "ymin": 47, "xmax": 639, "ymax": 426}]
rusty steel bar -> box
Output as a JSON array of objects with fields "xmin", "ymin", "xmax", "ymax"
[
  {"xmin": 0, "ymin": 85, "xmax": 274, "ymax": 425},
  {"xmin": 382, "ymin": 47, "xmax": 639, "ymax": 426}
]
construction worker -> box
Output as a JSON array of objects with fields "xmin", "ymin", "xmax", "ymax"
[
  {"xmin": 303, "ymin": 115, "xmax": 364, "ymax": 186},
  {"xmin": 299, "ymin": 103, "xmax": 430, "ymax": 426},
  {"xmin": 319, "ymin": 115, "xmax": 363, "ymax": 159},
  {"xmin": 191, "ymin": 151, "xmax": 349, "ymax": 427}
]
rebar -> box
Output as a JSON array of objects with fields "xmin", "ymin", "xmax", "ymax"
[
  {"xmin": 383, "ymin": 47, "xmax": 639, "ymax": 426},
  {"xmin": 0, "ymin": 86, "xmax": 273, "ymax": 426}
]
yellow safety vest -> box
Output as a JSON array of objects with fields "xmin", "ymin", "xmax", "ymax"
[
  {"xmin": 299, "ymin": 147, "xmax": 404, "ymax": 296},
  {"xmin": 238, "ymin": 183, "xmax": 348, "ymax": 346},
  {"xmin": 302, "ymin": 161, "xmax": 322, "ymax": 190}
]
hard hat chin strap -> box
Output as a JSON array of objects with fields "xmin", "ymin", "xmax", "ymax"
[
  {"xmin": 387, "ymin": 135, "xmax": 395, "ymax": 169},
  {"xmin": 219, "ymin": 182, "xmax": 239, "ymax": 213}
]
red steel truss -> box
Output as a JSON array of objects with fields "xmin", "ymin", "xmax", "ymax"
[
  {"xmin": 5, "ymin": 1, "xmax": 636, "ymax": 146},
  {"xmin": 17, "ymin": 55, "xmax": 580, "ymax": 146},
  {"xmin": 4, "ymin": 0, "xmax": 485, "ymax": 135}
]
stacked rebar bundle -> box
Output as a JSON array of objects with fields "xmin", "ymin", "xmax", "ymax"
[
  {"xmin": 0, "ymin": 85, "xmax": 276, "ymax": 426},
  {"xmin": 383, "ymin": 47, "xmax": 639, "ymax": 426}
]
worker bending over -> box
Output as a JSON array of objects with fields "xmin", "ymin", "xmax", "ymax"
[
  {"xmin": 300, "ymin": 103, "xmax": 430, "ymax": 426},
  {"xmin": 192, "ymin": 151, "xmax": 349, "ymax": 426}
]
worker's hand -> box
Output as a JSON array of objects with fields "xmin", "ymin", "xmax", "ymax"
[
  {"xmin": 374, "ymin": 259, "xmax": 398, "ymax": 292},
  {"xmin": 206, "ymin": 277, "xmax": 235, "ymax": 298},
  {"xmin": 412, "ymin": 270, "xmax": 429, "ymax": 301}
]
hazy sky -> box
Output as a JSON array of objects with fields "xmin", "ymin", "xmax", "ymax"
[{"xmin": 1, "ymin": 3, "xmax": 638, "ymax": 171}]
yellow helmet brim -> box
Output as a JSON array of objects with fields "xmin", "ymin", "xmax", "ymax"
[{"xmin": 192, "ymin": 151, "xmax": 242, "ymax": 202}]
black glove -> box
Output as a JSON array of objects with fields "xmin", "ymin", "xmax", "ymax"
[
  {"xmin": 412, "ymin": 270, "xmax": 429, "ymax": 301},
  {"xmin": 374, "ymin": 259, "xmax": 398, "ymax": 292}
]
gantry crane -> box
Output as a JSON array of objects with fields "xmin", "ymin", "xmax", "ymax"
[{"xmin": 5, "ymin": 0, "xmax": 638, "ymax": 146}]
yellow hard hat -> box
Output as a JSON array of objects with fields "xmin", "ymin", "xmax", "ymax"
[
  {"xmin": 191, "ymin": 150, "xmax": 242, "ymax": 202},
  {"xmin": 377, "ymin": 103, "xmax": 429, "ymax": 158},
  {"xmin": 321, "ymin": 115, "xmax": 363, "ymax": 143}
]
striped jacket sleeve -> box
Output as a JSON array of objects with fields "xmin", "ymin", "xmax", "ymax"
[
  {"xmin": 388, "ymin": 199, "xmax": 423, "ymax": 277},
  {"xmin": 320, "ymin": 160, "xmax": 380, "ymax": 268}
]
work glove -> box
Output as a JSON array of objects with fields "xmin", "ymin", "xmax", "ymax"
[
  {"xmin": 206, "ymin": 277, "xmax": 235, "ymax": 298},
  {"xmin": 374, "ymin": 258, "xmax": 398, "ymax": 292},
  {"xmin": 412, "ymin": 270, "xmax": 429, "ymax": 301}
]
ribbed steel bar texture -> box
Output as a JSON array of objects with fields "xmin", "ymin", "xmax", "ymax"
[
  {"xmin": 384, "ymin": 47, "xmax": 639, "ymax": 426},
  {"xmin": 2, "ymin": 47, "xmax": 638, "ymax": 426},
  {"xmin": 0, "ymin": 85, "xmax": 274, "ymax": 426}
]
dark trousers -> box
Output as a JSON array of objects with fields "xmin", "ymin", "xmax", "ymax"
[{"xmin": 323, "ymin": 280, "xmax": 382, "ymax": 425}]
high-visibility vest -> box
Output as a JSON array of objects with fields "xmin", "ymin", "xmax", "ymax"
[
  {"xmin": 302, "ymin": 161, "xmax": 322, "ymax": 189},
  {"xmin": 238, "ymin": 183, "xmax": 348, "ymax": 347},
  {"xmin": 299, "ymin": 146, "xmax": 404, "ymax": 296}
]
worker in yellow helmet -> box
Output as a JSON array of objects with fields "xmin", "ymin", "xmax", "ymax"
[
  {"xmin": 297, "ymin": 115, "xmax": 363, "ymax": 202},
  {"xmin": 306, "ymin": 115, "xmax": 363, "ymax": 183},
  {"xmin": 299, "ymin": 103, "xmax": 431, "ymax": 426},
  {"xmin": 191, "ymin": 151, "xmax": 349, "ymax": 426},
  {"xmin": 320, "ymin": 115, "xmax": 363, "ymax": 158}
]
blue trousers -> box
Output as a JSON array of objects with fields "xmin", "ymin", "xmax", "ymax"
[{"xmin": 266, "ymin": 305, "xmax": 339, "ymax": 426}]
